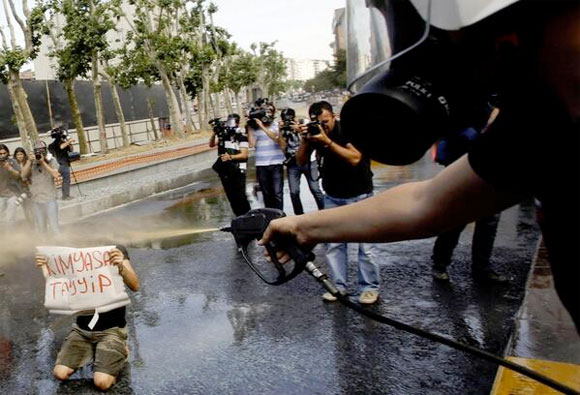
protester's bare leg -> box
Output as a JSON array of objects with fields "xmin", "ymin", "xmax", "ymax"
[
  {"xmin": 93, "ymin": 372, "xmax": 116, "ymax": 391},
  {"xmin": 53, "ymin": 365, "xmax": 74, "ymax": 381}
]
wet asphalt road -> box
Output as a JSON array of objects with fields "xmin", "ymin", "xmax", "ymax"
[{"xmin": 0, "ymin": 156, "xmax": 540, "ymax": 394}]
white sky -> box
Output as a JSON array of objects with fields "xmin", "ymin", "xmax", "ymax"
[{"xmin": 212, "ymin": 0, "xmax": 345, "ymax": 60}]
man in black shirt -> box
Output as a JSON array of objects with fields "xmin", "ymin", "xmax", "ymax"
[
  {"xmin": 296, "ymin": 101, "xmax": 380, "ymax": 304},
  {"xmin": 48, "ymin": 126, "xmax": 75, "ymax": 200},
  {"xmin": 36, "ymin": 245, "xmax": 139, "ymax": 391},
  {"xmin": 209, "ymin": 114, "xmax": 251, "ymax": 216}
]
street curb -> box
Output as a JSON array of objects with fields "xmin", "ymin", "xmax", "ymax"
[
  {"xmin": 59, "ymin": 148, "xmax": 217, "ymax": 223},
  {"xmin": 60, "ymin": 167, "xmax": 215, "ymax": 223}
]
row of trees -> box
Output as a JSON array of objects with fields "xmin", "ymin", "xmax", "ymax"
[{"xmin": 0, "ymin": 0, "xmax": 288, "ymax": 154}]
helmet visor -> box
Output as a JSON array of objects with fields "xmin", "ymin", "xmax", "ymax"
[{"xmin": 346, "ymin": 0, "xmax": 430, "ymax": 93}]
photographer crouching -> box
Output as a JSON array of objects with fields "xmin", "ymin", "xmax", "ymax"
[
  {"xmin": 209, "ymin": 114, "xmax": 251, "ymax": 216},
  {"xmin": 279, "ymin": 108, "xmax": 324, "ymax": 215},
  {"xmin": 48, "ymin": 125, "xmax": 75, "ymax": 200}
]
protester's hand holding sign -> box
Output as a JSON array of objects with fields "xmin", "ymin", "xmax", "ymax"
[
  {"xmin": 36, "ymin": 245, "xmax": 132, "ymax": 315},
  {"xmin": 109, "ymin": 247, "xmax": 140, "ymax": 292}
]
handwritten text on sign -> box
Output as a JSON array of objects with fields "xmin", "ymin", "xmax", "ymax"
[{"xmin": 37, "ymin": 246, "xmax": 131, "ymax": 315}]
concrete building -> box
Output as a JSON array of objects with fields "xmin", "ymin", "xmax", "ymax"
[
  {"xmin": 332, "ymin": 8, "xmax": 346, "ymax": 57},
  {"xmin": 34, "ymin": 3, "xmax": 135, "ymax": 80},
  {"xmin": 285, "ymin": 58, "xmax": 331, "ymax": 81}
]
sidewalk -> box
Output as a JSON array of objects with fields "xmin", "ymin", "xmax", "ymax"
[
  {"xmin": 491, "ymin": 238, "xmax": 580, "ymax": 393},
  {"xmin": 56, "ymin": 135, "xmax": 217, "ymax": 223}
]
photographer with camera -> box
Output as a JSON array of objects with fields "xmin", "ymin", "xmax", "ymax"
[
  {"xmin": 279, "ymin": 108, "xmax": 324, "ymax": 215},
  {"xmin": 247, "ymin": 99, "xmax": 285, "ymax": 210},
  {"xmin": 21, "ymin": 141, "xmax": 61, "ymax": 234},
  {"xmin": 0, "ymin": 144, "xmax": 24, "ymax": 225},
  {"xmin": 209, "ymin": 113, "xmax": 251, "ymax": 216},
  {"xmin": 12, "ymin": 147, "xmax": 35, "ymax": 227},
  {"xmin": 48, "ymin": 126, "xmax": 75, "ymax": 200},
  {"xmin": 295, "ymin": 101, "xmax": 380, "ymax": 304}
]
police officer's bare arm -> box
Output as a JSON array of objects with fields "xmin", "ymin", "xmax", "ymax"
[{"xmin": 261, "ymin": 155, "xmax": 523, "ymax": 252}]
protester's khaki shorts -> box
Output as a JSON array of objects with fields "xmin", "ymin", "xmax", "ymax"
[{"xmin": 55, "ymin": 324, "xmax": 128, "ymax": 376}]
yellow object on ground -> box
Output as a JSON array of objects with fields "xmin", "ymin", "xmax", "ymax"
[{"xmin": 491, "ymin": 356, "xmax": 580, "ymax": 394}]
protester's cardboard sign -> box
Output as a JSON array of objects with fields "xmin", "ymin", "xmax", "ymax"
[{"xmin": 37, "ymin": 246, "xmax": 130, "ymax": 315}]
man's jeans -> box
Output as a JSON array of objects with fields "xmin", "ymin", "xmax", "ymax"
[
  {"xmin": 287, "ymin": 161, "xmax": 324, "ymax": 215},
  {"xmin": 33, "ymin": 200, "xmax": 60, "ymax": 233},
  {"xmin": 59, "ymin": 164, "xmax": 71, "ymax": 198},
  {"xmin": 324, "ymin": 192, "xmax": 380, "ymax": 293},
  {"xmin": 0, "ymin": 196, "xmax": 18, "ymax": 223},
  {"xmin": 256, "ymin": 165, "xmax": 284, "ymax": 210}
]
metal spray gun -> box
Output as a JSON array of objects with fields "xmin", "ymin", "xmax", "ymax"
[{"xmin": 220, "ymin": 208, "xmax": 342, "ymax": 297}]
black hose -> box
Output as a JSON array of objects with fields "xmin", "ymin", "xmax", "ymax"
[{"xmin": 337, "ymin": 295, "xmax": 579, "ymax": 395}]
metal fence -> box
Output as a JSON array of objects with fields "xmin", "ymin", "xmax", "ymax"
[{"xmin": 0, "ymin": 118, "xmax": 161, "ymax": 154}]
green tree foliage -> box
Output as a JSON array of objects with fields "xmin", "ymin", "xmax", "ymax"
[
  {"xmin": 303, "ymin": 49, "xmax": 346, "ymax": 93},
  {"xmin": 252, "ymin": 42, "xmax": 287, "ymax": 98},
  {"xmin": 48, "ymin": 0, "xmax": 113, "ymax": 82},
  {"xmin": 225, "ymin": 50, "xmax": 258, "ymax": 95}
]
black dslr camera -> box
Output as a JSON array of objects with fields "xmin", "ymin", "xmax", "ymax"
[
  {"xmin": 247, "ymin": 98, "xmax": 272, "ymax": 128},
  {"xmin": 304, "ymin": 120, "xmax": 322, "ymax": 136},
  {"xmin": 34, "ymin": 146, "xmax": 46, "ymax": 161},
  {"xmin": 50, "ymin": 125, "xmax": 69, "ymax": 141},
  {"xmin": 209, "ymin": 117, "xmax": 228, "ymax": 140}
]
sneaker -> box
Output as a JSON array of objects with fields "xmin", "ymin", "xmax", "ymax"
[
  {"xmin": 61, "ymin": 196, "xmax": 74, "ymax": 201},
  {"xmin": 358, "ymin": 290, "xmax": 379, "ymax": 305},
  {"xmin": 322, "ymin": 292, "xmax": 337, "ymax": 302},
  {"xmin": 472, "ymin": 268, "xmax": 508, "ymax": 283},
  {"xmin": 432, "ymin": 267, "xmax": 450, "ymax": 282}
]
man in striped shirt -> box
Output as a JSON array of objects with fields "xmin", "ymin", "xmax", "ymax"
[{"xmin": 247, "ymin": 101, "xmax": 285, "ymax": 210}]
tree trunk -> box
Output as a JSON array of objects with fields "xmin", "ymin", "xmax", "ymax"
[
  {"xmin": 246, "ymin": 86, "xmax": 252, "ymax": 107},
  {"xmin": 213, "ymin": 92, "xmax": 221, "ymax": 118},
  {"xmin": 10, "ymin": 71, "xmax": 38, "ymax": 144},
  {"xmin": 64, "ymin": 79, "xmax": 89, "ymax": 155},
  {"xmin": 235, "ymin": 90, "xmax": 244, "ymax": 117},
  {"xmin": 177, "ymin": 74, "xmax": 195, "ymax": 133},
  {"xmin": 92, "ymin": 53, "xmax": 108, "ymax": 154},
  {"xmin": 207, "ymin": 91, "xmax": 217, "ymax": 119},
  {"xmin": 201, "ymin": 68, "xmax": 212, "ymax": 125},
  {"xmin": 224, "ymin": 89, "xmax": 233, "ymax": 115},
  {"xmin": 146, "ymin": 96, "xmax": 159, "ymax": 140},
  {"xmin": 197, "ymin": 93, "xmax": 206, "ymax": 131},
  {"xmin": 110, "ymin": 84, "xmax": 130, "ymax": 147},
  {"xmin": 6, "ymin": 80, "xmax": 30, "ymax": 150},
  {"xmin": 159, "ymin": 67, "xmax": 184, "ymax": 137}
]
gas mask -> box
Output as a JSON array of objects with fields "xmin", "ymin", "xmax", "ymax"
[{"xmin": 341, "ymin": 0, "xmax": 519, "ymax": 165}]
